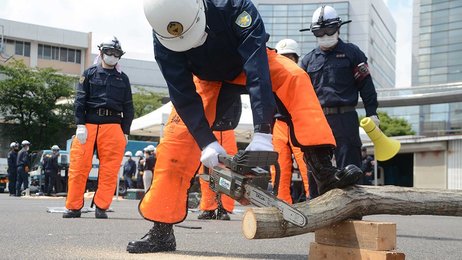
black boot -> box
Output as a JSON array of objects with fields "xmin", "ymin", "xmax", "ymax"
[
  {"xmin": 127, "ymin": 222, "xmax": 176, "ymax": 253},
  {"xmin": 216, "ymin": 206, "xmax": 230, "ymax": 221},
  {"xmin": 197, "ymin": 210, "xmax": 216, "ymax": 220},
  {"xmin": 304, "ymin": 146, "xmax": 363, "ymax": 196},
  {"xmin": 95, "ymin": 207, "xmax": 108, "ymax": 219},
  {"xmin": 62, "ymin": 209, "xmax": 81, "ymax": 218}
]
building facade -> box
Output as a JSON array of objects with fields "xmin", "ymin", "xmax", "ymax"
[
  {"xmin": 253, "ymin": 0, "xmax": 396, "ymax": 89},
  {"xmin": 412, "ymin": 0, "xmax": 462, "ymax": 86},
  {"xmin": 0, "ymin": 18, "xmax": 91, "ymax": 76}
]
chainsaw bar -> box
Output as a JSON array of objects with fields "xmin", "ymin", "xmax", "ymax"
[{"xmin": 244, "ymin": 184, "xmax": 307, "ymax": 227}]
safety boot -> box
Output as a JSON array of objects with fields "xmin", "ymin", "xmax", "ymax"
[
  {"xmin": 197, "ymin": 210, "xmax": 216, "ymax": 220},
  {"xmin": 304, "ymin": 146, "xmax": 363, "ymax": 197},
  {"xmin": 216, "ymin": 206, "xmax": 230, "ymax": 221},
  {"xmin": 127, "ymin": 222, "xmax": 176, "ymax": 253},
  {"xmin": 62, "ymin": 209, "xmax": 81, "ymax": 218},
  {"xmin": 95, "ymin": 207, "xmax": 108, "ymax": 219}
]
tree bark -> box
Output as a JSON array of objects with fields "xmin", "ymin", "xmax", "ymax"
[{"xmin": 242, "ymin": 185, "xmax": 462, "ymax": 239}]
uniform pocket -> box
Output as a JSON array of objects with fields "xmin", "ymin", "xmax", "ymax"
[
  {"xmin": 108, "ymin": 78, "xmax": 126, "ymax": 103},
  {"xmin": 89, "ymin": 78, "xmax": 105, "ymax": 99}
]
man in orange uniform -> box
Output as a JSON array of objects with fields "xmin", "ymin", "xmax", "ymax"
[
  {"xmin": 198, "ymin": 130, "xmax": 237, "ymax": 220},
  {"xmin": 271, "ymin": 39, "xmax": 310, "ymax": 203},
  {"xmin": 127, "ymin": 0, "xmax": 363, "ymax": 253},
  {"xmin": 63, "ymin": 37, "xmax": 134, "ymax": 219}
]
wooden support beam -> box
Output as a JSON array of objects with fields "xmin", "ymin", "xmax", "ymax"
[
  {"xmin": 315, "ymin": 220, "xmax": 396, "ymax": 251},
  {"xmin": 242, "ymin": 185, "xmax": 462, "ymax": 239},
  {"xmin": 308, "ymin": 243, "xmax": 405, "ymax": 260}
]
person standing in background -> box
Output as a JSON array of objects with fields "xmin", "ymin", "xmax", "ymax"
[
  {"xmin": 7, "ymin": 142, "xmax": 19, "ymax": 196},
  {"xmin": 300, "ymin": 5, "xmax": 378, "ymax": 195}
]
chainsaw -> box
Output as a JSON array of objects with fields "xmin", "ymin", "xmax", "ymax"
[{"xmin": 203, "ymin": 150, "xmax": 307, "ymax": 227}]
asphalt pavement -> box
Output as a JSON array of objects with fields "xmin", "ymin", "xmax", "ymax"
[{"xmin": 0, "ymin": 193, "xmax": 461, "ymax": 260}]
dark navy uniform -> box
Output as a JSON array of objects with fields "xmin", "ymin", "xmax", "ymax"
[
  {"xmin": 301, "ymin": 38, "xmax": 378, "ymax": 169},
  {"xmin": 43, "ymin": 153, "xmax": 59, "ymax": 194},
  {"xmin": 75, "ymin": 64, "xmax": 134, "ymax": 135},
  {"xmin": 66, "ymin": 62, "xmax": 134, "ymax": 211},
  {"xmin": 123, "ymin": 158, "xmax": 137, "ymax": 189},
  {"xmin": 7, "ymin": 150, "xmax": 18, "ymax": 195},
  {"xmin": 154, "ymin": 0, "xmax": 276, "ymax": 149},
  {"xmin": 16, "ymin": 148, "xmax": 30, "ymax": 196}
]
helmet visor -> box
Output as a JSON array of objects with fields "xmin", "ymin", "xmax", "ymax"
[
  {"xmin": 311, "ymin": 24, "xmax": 339, "ymax": 37},
  {"xmin": 102, "ymin": 48, "xmax": 124, "ymax": 58}
]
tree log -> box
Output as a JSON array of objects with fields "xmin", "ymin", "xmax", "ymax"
[{"xmin": 242, "ymin": 185, "xmax": 462, "ymax": 239}]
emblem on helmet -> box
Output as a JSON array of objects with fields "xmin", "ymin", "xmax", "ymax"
[{"xmin": 167, "ymin": 22, "xmax": 184, "ymax": 37}]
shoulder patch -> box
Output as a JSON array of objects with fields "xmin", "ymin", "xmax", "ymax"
[
  {"xmin": 235, "ymin": 11, "xmax": 252, "ymax": 28},
  {"xmin": 79, "ymin": 76, "xmax": 85, "ymax": 84}
]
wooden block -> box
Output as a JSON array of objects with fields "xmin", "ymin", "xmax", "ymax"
[
  {"xmin": 315, "ymin": 220, "xmax": 396, "ymax": 251},
  {"xmin": 309, "ymin": 242, "xmax": 405, "ymax": 260}
]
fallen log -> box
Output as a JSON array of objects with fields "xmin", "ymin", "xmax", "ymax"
[{"xmin": 242, "ymin": 185, "xmax": 462, "ymax": 239}]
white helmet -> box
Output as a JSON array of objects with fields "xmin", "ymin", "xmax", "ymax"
[
  {"xmin": 135, "ymin": 150, "xmax": 144, "ymax": 157},
  {"xmin": 275, "ymin": 39, "xmax": 299, "ymax": 56},
  {"xmin": 51, "ymin": 145, "xmax": 60, "ymax": 151},
  {"xmin": 124, "ymin": 151, "xmax": 133, "ymax": 157},
  {"xmin": 10, "ymin": 142, "xmax": 18, "ymax": 148},
  {"xmin": 146, "ymin": 145, "xmax": 156, "ymax": 152},
  {"xmin": 21, "ymin": 140, "xmax": 31, "ymax": 146},
  {"xmin": 98, "ymin": 36, "xmax": 125, "ymax": 57},
  {"xmin": 143, "ymin": 0, "xmax": 207, "ymax": 52}
]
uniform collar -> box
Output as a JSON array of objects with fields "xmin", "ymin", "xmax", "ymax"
[{"xmin": 96, "ymin": 64, "xmax": 119, "ymax": 75}]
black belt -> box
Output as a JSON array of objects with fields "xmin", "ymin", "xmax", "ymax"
[
  {"xmin": 322, "ymin": 106, "xmax": 356, "ymax": 115},
  {"xmin": 88, "ymin": 108, "xmax": 123, "ymax": 117}
]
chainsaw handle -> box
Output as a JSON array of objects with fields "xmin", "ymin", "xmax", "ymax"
[{"xmin": 218, "ymin": 154, "xmax": 232, "ymax": 164}]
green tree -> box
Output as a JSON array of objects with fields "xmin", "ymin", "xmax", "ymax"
[
  {"xmin": 132, "ymin": 88, "xmax": 165, "ymax": 118},
  {"xmin": 360, "ymin": 111, "xmax": 415, "ymax": 137},
  {"xmin": 0, "ymin": 60, "xmax": 75, "ymax": 149}
]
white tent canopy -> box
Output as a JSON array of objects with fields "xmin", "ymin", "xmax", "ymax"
[{"xmin": 130, "ymin": 95, "xmax": 255, "ymax": 143}]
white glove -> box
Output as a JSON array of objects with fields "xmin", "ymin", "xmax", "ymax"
[
  {"xmin": 124, "ymin": 134, "xmax": 129, "ymax": 143},
  {"xmin": 200, "ymin": 141, "xmax": 227, "ymax": 168},
  {"xmin": 76, "ymin": 124, "xmax": 87, "ymax": 144},
  {"xmin": 245, "ymin": 133, "xmax": 274, "ymax": 151},
  {"xmin": 370, "ymin": 115, "xmax": 380, "ymax": 127}
]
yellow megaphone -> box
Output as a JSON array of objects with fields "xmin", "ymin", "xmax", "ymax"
[{"xmin": 360, "ymin": 117, "xmax": 401, "ymax": 161}]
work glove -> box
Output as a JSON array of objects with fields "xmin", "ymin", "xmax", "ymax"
[
  {"xmin": 370, "ymin": 115, "xmax": 380, "ymax": 127},
  {"xmin": 76, "ymin": 124, "xmax": 88, "ymax": 144},
  {"xmin": 200, "ymin": 141, "xmax": 227, "ymax": 168},
  {"xmin": 245, "ymin": 133, "xmax": 274, "ymax": 151}
]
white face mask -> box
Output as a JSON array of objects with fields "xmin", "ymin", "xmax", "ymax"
[
  {"xmin": 317, "ymin": 32, "xmax": 339, "ymax": 49},
  {"xmin": 192, "ymin": 32, "xmax": 208, "ymax": 49},
  {"xmin": 103, "ymin": 54, "xmax": 120, "ymax": 66}
]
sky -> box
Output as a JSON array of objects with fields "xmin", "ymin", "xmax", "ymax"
[{"xmin": 0, "ymin": 0, "xmax": 413, "ymax": 87}]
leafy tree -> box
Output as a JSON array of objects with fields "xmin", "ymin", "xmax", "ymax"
[
  {"xmin": 360, "ymin": 111, "xmax": 415, "ymax": 137},
  {"xmin": 132, "ymin": 88, "xmax": 165, "ymax": 118},
  {"xmin": 0, "ymin": 60, "xmax": 75, "ymax": 149}
]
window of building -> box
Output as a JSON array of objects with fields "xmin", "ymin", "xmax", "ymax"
[
  {"xmin": 38, "ymin": 44, "xmax": 81, "ymax": 64},
  {"xmin": 11, "ymin": 40, "xmax": 31, "ymax": 57}
]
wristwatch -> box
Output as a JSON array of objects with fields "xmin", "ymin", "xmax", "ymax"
[{"xmin": 254, "ymin": 124, "xmax": 272, "ymax": 134}]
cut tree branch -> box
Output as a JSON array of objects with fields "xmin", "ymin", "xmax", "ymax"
[{"xmin": 242, "ymin": 185, "xmax": 462, "ymax": 239}]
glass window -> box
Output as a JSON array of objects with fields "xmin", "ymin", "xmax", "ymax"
[
  {"xmin": 14, "ymin": 41, "xmax": 24, "ymax": 55},
  {"xmin": 24, "ymin": 42, "xmax": 30, "ymax": 57},
  {"xmin": 38, "ymin": 44, "xmax": 43, "ymax": 59},
  {"xmin": 259, "ymin": 5, "xmax": 273, "ymax": 11},
  {"xmin": 76, "ymin": 50, "xmax": 81, "ymax": 64},
  {"xmin": 43, "ymin": 45, "xmax": 51, "ymax": 59},
  {"xmin": 60, "ymin": 48, "xmax": 68, "ymax": 62},
  {"xmin": 68, "ymin": 49, "xmax": 75, "ymax": 63},
  {"xmin": 52, "ymin": 46, "xmax": 59, "ymax": 60}
]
